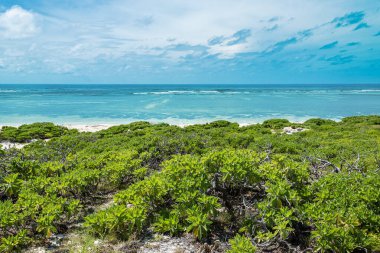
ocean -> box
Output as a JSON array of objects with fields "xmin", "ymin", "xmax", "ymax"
[{"xmin": 0, "ymin": 84, "xmax": 379, "ymax": 126}]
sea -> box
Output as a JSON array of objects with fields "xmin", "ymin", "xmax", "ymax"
[{"xmin": 0, "ymin": 84, "xmax": 379, "ymax": 126}]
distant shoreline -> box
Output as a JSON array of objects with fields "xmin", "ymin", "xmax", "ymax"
[
  {"xmin": 0, "ymin": 118, "xmax": 314, "ymax": 149},
  {"xmin": 0, "ymin": 115, "xmax": 347, "ymax": 132},
  {"xmin": 0, "ymin": 118, "xmax": 325, "ymax": 133},
  {"xmin": 4, "ymin": 115, "xmax": 379, "ymax": 150},
  {"xmin": 1, "ymin": 122, "xmax": 243, "ymax": 133}
]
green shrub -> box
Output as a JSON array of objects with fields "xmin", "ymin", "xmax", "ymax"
[
  {"xmin": 84, "ymin": 205, "xmax": 147, "ymax": 239},
  {"xmin": 341, "ymin": 115, "xmax": 380, "ymax": 125},
  {"xmin": 304, "ymin": 118, "xmax": 337, "ymax": 127},
  {"xmin": 153, "ymin": 210, "xmax": 182, "ymax": 236},
  {"xmin": 0, "ymin": 173, "xmax": 23, "ymax": 197},
  {"xmin": 1, "ymin": 116, "xmax": 379, "ymax": 252},
  {"xmin": 0, "ymin": 230, "xmax": 30, "ymax": 253},
  {"xmin": 306, "ymin": 171, "xmax": 380, "ymax": 252},
  {"xmin": 262, "ymin": 119, "xmax": 290, "ymax": 129},
  {"xmin": 0, "ymin": 123, "xmax": 76, "ymax": 142},
  {"xmin": 227, "ymin": 234, "xmax": 257, "ymax": 253}
]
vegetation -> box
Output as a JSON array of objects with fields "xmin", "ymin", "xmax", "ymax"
[
  {"xmin": 0, "ymin": 116, "xmax": 379, "ymax": 252},
  {"xmin": 227, "ymin": 234, "xmax": 257, "ymax": 253},
  {"xmin": 0, "ymin": 122, "xmax": 76, "ymax": 143}
]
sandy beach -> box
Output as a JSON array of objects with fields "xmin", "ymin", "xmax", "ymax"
[
  {"xmin": 1, "ymin": 122, "xmax": 253, "ymax": 134},
  {"xmin": 0, "ymin": 122, "xmax": 309, "ymax": 151},
  {"xmin": 65, "ymin": 124, "xmax": 115, "ymax": 132}
]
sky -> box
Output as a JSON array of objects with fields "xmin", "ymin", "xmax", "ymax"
[{"xmin": 0, "ymin": 0, "xmax": 379, "ymax": 84}]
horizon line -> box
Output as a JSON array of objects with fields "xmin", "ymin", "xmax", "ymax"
[{"xmin": 1, "ymin": 83, "xmax": 380, "ymax": 86}]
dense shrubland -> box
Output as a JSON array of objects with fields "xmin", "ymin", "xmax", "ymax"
[
  {"xmin": 0, "ymin": 123, "xmax": 76, "ymax": 143},
  {"xmin": 0, "ymin": 116, "xmax": 379, "ymax": 252}
]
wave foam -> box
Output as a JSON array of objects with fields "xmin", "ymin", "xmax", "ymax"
[
  {"xmin": 133, "ymin": 89, "xmax": 380, "ymax": 96},
  {"xmin": 0, "ymin": 89, "xmax": 17, "ymax": 93},
  {"xmin": 133, "ymin": 90, "xmax": 244, "ymax": 95}
]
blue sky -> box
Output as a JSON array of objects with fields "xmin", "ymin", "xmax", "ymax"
[{"xmin": 0, "ymin": 0, "xmax": 379, "ymax": 84}]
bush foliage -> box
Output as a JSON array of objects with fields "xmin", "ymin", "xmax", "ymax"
[
  {"xmin": 0, "ymin": 122, "xmax": 76, "ymax": 142},
  {"xmin": 0, "ymin": 116, "xmax": 379, "ymax": 252}
]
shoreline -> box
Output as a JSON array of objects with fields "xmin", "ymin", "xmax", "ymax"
[
  {"xmin": 65, "ymin": 122, "xmax": 256, "ymax": 132},
  {"xmin": 65, "ymin": 124, "xmax": 116, "ymax": 132},
  {"xmin": 0, "ymin": 122, "xmax": 296, "ymax": 133},
  {"xmin": 0, "ymin": 116, "xmax": 344, "ymax": 133},
  {"xmin": 0, "ymin": 118, "xmax": 314, "ymax": 149},
  {"xmin": 1, "ymin": 122, "xmax": 247, "ymax": 134}
]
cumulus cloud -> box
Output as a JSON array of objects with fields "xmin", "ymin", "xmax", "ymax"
[
  {"xmin": 0, "ymin": 6, "xmax": 39, "ymax": 39},
  {"xmin": 0, "ymin": 0, "xmax": 379, "ymax": 83}
]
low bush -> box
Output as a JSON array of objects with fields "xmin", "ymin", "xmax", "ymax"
[{"xmin": 0, "ymin": 117, "xmax": 379, "ymax": 252}]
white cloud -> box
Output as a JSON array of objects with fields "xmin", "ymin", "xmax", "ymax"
[
  {"xmin": 0, "ymin": 0, "xmax": 379, "ymax": 79},
  {"xmin": 0, "ymin": 6, "xmax": 39, "ymax": 39},
  {"xmin": 41, "ymin": 0, "xmax": 375, "ymax": 61}
]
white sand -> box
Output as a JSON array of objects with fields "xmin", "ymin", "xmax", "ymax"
[
  {"xmin": 0, "ymin": 122, "xmax": 256, "ymax": 139},
  {"xmin": 63, "ymin": 122, "xmax": 252, "ymax": 132},
  {"xmin": 0, "ymin": 123, "xmax": 310, "ymax": 150},
  {"xmin": 0, "ymin": 139, "xmax": 40, "ymax": 150},
  {"xmin": 0, "ymin": 141, "xmax": 28, "ymax": 149},
  {"xmin": 65, "ymin": 124, "xmax": 115, "ymax": 132}
]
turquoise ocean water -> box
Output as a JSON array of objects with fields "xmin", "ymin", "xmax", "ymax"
[{"xmin": 0, "ymin": 84, "xmax": 379, "ymax": 125}]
